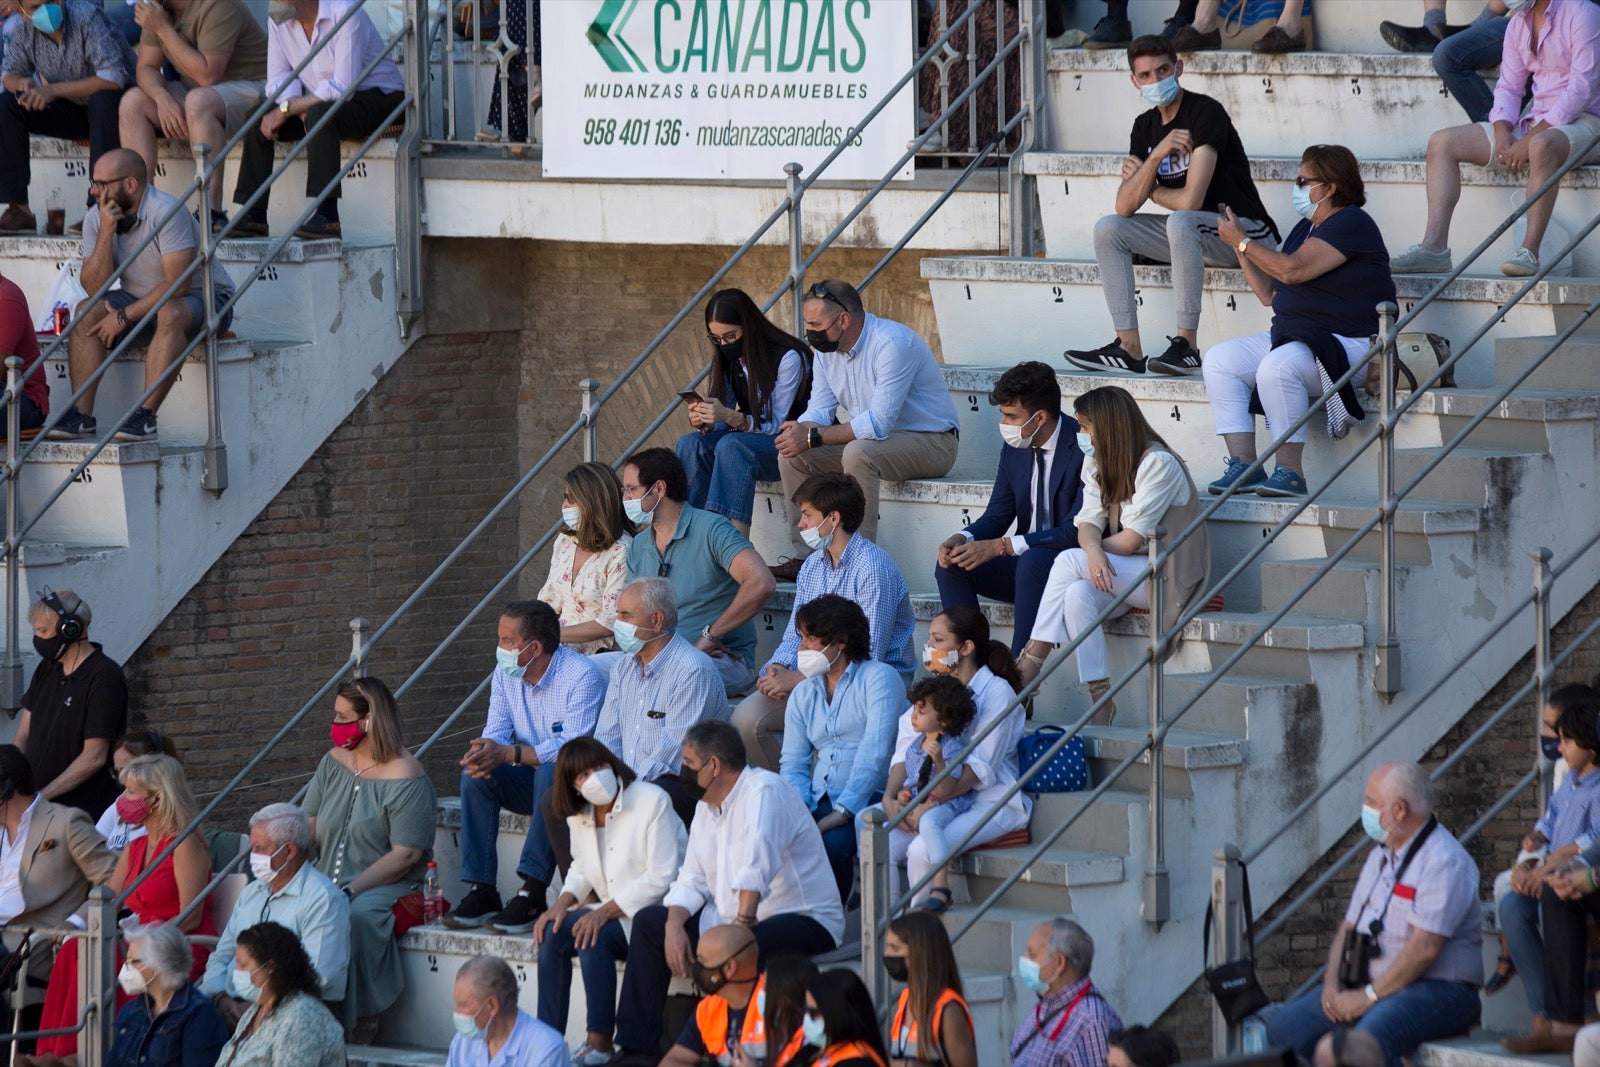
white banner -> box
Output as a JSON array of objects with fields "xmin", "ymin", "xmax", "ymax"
[{"xmin": 541, "ymin": 0, "xmax": 914, "ymax": 181}]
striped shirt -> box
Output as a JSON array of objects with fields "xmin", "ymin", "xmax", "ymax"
[
  {"xmin": 595, "ymin": 635, "xmax": 727, "ymax": 781},
  {"xmin": 1009, "ymin": 977, "xmax": 1122, "ymax": 1067},
  {"xmin": 1537, "ymin": 765, "xmax": 1600, "ymax": 852},
  {"xmin": 483, "ymin": 646, "xmax": 605, "ymax": 764},
  {"xmin": 768, "ymin": 533, "xmax": 916, "ymax": 685}
]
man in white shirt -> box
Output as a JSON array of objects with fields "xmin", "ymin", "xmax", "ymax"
[
  {"xmin": 446, "ymin": 955, "xmax": 566, "ymax": 1067},
  {"xmin": 199, "ymin": 802, "xmax": 349, "ymax": 1023},
  {"xmin": 612, "ymin": 720, "xmax": 843, "ymax": 1062},
  {"xmin": 231, "ymin": 0, "xmax": 404, "ymax": 239}
]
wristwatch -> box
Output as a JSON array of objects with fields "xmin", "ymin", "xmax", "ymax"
[
  {"xmin": 279, "ymin": 99, "xmax": 292, "ymax": 115},
  {"xmin": 701, "ymin": 624, "xmax": 718, "ymax": 643},
  {"xmin": 1363, "ymin": 983, "xmax": 1378, "ymax": 1003},
  {"xmin": 807, "ymin": 427, "xmax": 822, "ymax": 449},
  {"xmin": 1237, "ymin": 236, "xmax": 1252, "ymax": 255}
]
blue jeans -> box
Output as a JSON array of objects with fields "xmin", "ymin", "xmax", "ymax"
[
  {"xmin": 675, "ymin": 427, "xmax": 780, "ymax": 525},
  {"xmin": 1266, "ymin": 978, "xmax": 1481, "ymax": 1067},
  {"xmin": 535, "ymin": 908, "xmax": 630, "ymax": 1036},
  {"xmin": 458, "ymin": 762, "xmax": 558, "ymax": 886},
  {"xmin": 1500, "ymin": 888, "xmax": 1546, "ymax": 1015},
  {"xmin": 811, "ymin": 798, "xmax": 857, "ymax": 903},
  {"xmin": 1433, "ymin": 16, "xmax": 1506, "ymax": 124},
  {"xmin": 935, "ymin": 545, "xmax": 1064, "ymax": 655}
]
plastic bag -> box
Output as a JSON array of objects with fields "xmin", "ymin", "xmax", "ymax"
[
  {"xmin": 32, "ymin": 259, "xmax": 89, "ymax": 332},
  {"xmin": 1510, "ymin": 191, "xmax": 1575, "ymax": 277}
]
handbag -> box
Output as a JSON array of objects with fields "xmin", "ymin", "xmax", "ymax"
[
  {"xmin": 1366, "ymin": 332, "xmax": 1452, "ymax": 399},
  {"xmin": 1016, "ymin": 726, "xmax": 1088, "ymax": 793},
  {"xmin": 1202, "ymin": 860, "xmax": 1270, "ymax": 1024}
]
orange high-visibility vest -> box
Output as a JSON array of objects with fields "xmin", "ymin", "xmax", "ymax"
[
  {"xmin": 889, "ymin": 987, "xmax": 973, "ymax": 1064},
  {"xmin": 814, "ymin": 1040, "xmax": 889, "ymax": 1067},
  {"xmin": 694, "ymin": 981, "xmax": 764, "ymax": 1065}
]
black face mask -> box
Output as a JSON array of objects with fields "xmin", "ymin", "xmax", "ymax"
[
  {"xmin": 806, "ymin": 328, "xmax": 841, "ymax": 354},
  {"xmin": 882, "ymin": 954, "xmax": 909, "ymax": 983},
  {"xmin": 33, "ymin": 632, "xmax": 69, "ymax": 663},
  {"xmin": 1542, "ymin": 735, "xmax": 1563, "ymax": 761},
  {"xmin": 693, "ymin": 941, "xmax": 758, "ymax": 996},
  {"xmin": 679, "ymin": 762, "xmax": 706, "ymax": 801},
  {"xmin": 713, "ymin": 338, "xmax": 742, "ymax": 359}
]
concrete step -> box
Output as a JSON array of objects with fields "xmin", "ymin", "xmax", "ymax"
[
  {"xmin": 1047, "ymin": 48, "xmax": 1471, "ymax": 158},
  {"xmin": 1494, "ymin": 335, "xmax": 1600, "ymax": 391},
  {"xmin": 1106, "ymin": 607, "xmax": 1365, "ymax": 683},
  {"xmin": 952, "ymin": 843, "xmax": 1125, "ymax": 912},
  {"xmin": 348, "ymin": 1048, "xmax": 447, "ymax": 1067},
  {"xmin": 1259, "ymin": 557, "xmax": 1414, "ymax": 622},
  {"xmin": 1414, "ymin": 1034, "xmax": 1570, "ymax": 1067},
  {"xmin": 921, "ymin": 257, "xmax": 1600, "ymax": 386},
  {"xmin": 1024, "ymin": 152, "xmax": 1600, "ymax": 277}
]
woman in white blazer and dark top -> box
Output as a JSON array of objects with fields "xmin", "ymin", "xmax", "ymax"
[{"xmin": 531, "ymin": 738, "xmax": 688, "ymax": 1067}]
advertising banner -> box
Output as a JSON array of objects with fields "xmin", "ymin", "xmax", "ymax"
[{"xmin": 542, "ymin": 0, "xmax": 915, "ymax": 181}]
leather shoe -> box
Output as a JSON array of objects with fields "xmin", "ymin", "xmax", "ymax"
[
  {"xmin": 1171, "ymin": 25, "xmax": 1221, "ymax": 51},
  {"xmin": 769, "ymin": 557, "xmax": 805, "ymax": 582},
  {"xmin": 1251, "ymin": 26, "xmax": 1306, "ymax": 53}
]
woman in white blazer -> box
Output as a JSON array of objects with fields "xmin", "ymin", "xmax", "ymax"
[{"xmin": 531, "ymin": 737, "xmax": 688, "ymax": 1066}]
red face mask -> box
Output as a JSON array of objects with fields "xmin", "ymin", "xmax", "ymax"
[
  {"xmin": 115, "ymin": 794, "xmax": 151, "ymax": 826},
  {"xmin": 329, "ymin": 720, "xmax": 366, "ymax": 751}
]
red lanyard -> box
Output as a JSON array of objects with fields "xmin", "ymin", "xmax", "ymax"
[{"xmin": 1037, "ymin": 981, "xmax": 1092, "ymax": 1043}]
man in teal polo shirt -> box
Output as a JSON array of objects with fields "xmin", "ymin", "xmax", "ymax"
[{"xmin": 622, "ymin": 448, "xmax": 775, "ymax": 697}]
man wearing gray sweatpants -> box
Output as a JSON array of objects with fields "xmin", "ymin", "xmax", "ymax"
[{"xmin": 1065, "ymin": 34, "xmax": 1279, "ymax": 378}]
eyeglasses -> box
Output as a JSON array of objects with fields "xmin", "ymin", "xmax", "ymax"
[
  {"xmin": 707, "ymin": 329, "xmax": 743, "ymax": 345},
  {"xmin": 88, "ymin": 175, "xmax": 132, "ymax": 191},
  {"xmin": 808, "ymin": 282, "xmax": 846, "ymax": 310},
  {"xmin": 1293, "ymin": 176, "xmax": 1325, "ymax": 188}
]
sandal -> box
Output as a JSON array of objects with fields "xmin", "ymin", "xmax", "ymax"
[
  {"xmin": 1485, "ymin": 954, "xmax": 1516, "ymax": 995},
  {"xmin": 922, "ymin": 886, "xmax": 953, "ymax": 914}
]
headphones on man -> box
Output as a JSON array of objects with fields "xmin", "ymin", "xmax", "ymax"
[{"xmin": 37, "ymin": 587, "xmax": 83, "ymax": 643}]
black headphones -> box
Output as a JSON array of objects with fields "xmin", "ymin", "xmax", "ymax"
[{"xmin": 38, "ymin": 587, "xmax": 83, "ymax": 644}]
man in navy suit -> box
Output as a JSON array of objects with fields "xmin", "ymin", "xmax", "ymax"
[{"xmin": 935, "ymin": 361, "xmax": 1086, "ymax": 655}]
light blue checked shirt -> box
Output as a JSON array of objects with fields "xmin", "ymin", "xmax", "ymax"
[
  {"xmin": 483, "ymin": 646, "xmax": 605, "ymax": 764},
  {"xmin": 595, "ymin": 635, "xmax": 727, "ymax": 781},
  {"xmin": 1537, "ymin": 765, "xmax": 1600, "ymax": 852},
  {"xmin": 767, "ymin": 533, "xmax": 917, "ymax": 686},
  {"xmin": 778, "ymin": 658, "xmax": 903, "ymax": 817},
  {"xmin": 796, "ymin": 313, "xmax": 959, "ymax": 441}
]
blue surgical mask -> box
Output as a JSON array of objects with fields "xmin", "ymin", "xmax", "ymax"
[
  {"xmin": 801, "ymin": 1013, "xmax": 828, "ymax": 1049},
  {"xmin": 495, "ymin": 639, "xmax": 532, "ymax": 679},
  {"xmin": 232, "ymin": 966, "xmax": 261, "ymax": 1001},
  {"xmin": 1542, "ymin": 735, "xmax": 1563, "ymax": 761},
  {"xmin": 30, "ymin": 3, "xmax": 63, "ymax": 32},
  {"xmin": 452, "ymin": 1004, "xmax": 488, "ymax": 1040},
  {"xmin": 623, "ymin": 487, "xmax": 656, "ymax": 525},
  {"xmin": 1075, "ymin": 431, "xmax": 1094, "ymax": 459},
  {"xmin": 614, "ymin": 620, "xmax": 665, "ymax": 655},
  {"xmin": 799, "ymin": 515, "xmax": 835, "ymax": 551},
  {"xmin": 1505, "ymin": 0, "xmax": 1534, "ymax": 10},
  {"xmin": 1017, "ymin": 955, "xmax": 1049, "ymax": 998},
  {"xmin": 1292, "ymin": 183, "xmax": 1324, "ymax": 220},
  {"xmin": 1140, "ymin": 75, "xmax": 1179, "ymax": 108},
  {"xmin": 561, "ymin": 505, "xmax": 581, "ymax": 529},
  {"xmin": 1360, "ymin": 804, "xmax": 1387, "ymax": 844}
]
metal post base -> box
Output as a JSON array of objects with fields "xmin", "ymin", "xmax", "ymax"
[
  {"xmin": 202, "ymin": 443, "xmax": 229, "ymax": 495},
  {"xmin": 0, "ymin": 662, "xmax": 22, "ymax": 714},
  {"xmin": 1374, "ymin": 640, "xmax": 1402, "ymax": 700},
  {"xmin": 1143, "ymin": 867, "xmax": 1170, "ymax": 927}
]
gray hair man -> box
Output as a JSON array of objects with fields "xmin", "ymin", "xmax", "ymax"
[
  {"xmin": 448, "ymin": 954, "xmax": 566, "ymax": 1066},
  {"xmin": 1009, "ymin": 917, "xmax": 1122, "ymax": 1067},
  {"xmin": 199, "ymin": 802, "xmax": 349, "ymax": 1023},
  {"xmin": 1265, "ymin": 762, "xmax": 1483, "ymax": 1067}
]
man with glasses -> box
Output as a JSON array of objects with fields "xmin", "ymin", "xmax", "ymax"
[
  {"xmin": 775, "ymin": 278, "xmax": 959, "ymax": 562},
  {"xmin": 50, "ymin": 147, "xmax": 235, "ymax": 442},
  {"xmin": 0, "ymin": 0, "xmax": 134, "ymax": 234}
]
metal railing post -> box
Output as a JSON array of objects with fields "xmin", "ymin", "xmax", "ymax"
[
  {"xmin": 396, "ymin": 0, "xmax": 426, "ymax": 334},
  {"xmin": 1374, "ymin": 301, "xmax": 1401, "ymax": 699},
  {"xmin": 193, "ymin": 144, "xmax": 227, "ymax": 496},
  {"xmin": 860, "ymin": 808, "xmax": 890, "ymax": 1011},
  {"xmin": 579, "ymin": 378, "xmax": 599, "ymax": 463},
  {"xmin": 785, "ymin": 162, "xmax": 805, "ymax": 340},
  {"xmin": 1144, "ymin": 525, "xmax": 1169, "ymax": 927},
  {"xmin": 1, "ymin": 357, "xmax": 21, "ymax": 713},
  {"xmin": 351, "ymin": 617, "xmax": 370, "ymax": 677},
  {"xmin": 81, "ymin": 886, "xmax": 116, "ymax": 1065},
  {"xmin": 1009, "ymin": 0, "xmax": 1044, "ymax": 256},
  {"xmin": 1533, "ymin": 547, "xmax": 1554, "ymax": 807},
  {"xmin": 1211, "ymin": 845, "xmax": 1246, "ymax": 1057}
]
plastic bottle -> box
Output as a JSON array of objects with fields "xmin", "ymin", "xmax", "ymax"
[{"xmin": 423, "ymin": 861, "xmax": 444, "ymax": 926}]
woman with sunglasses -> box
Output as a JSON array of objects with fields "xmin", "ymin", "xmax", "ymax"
[
  {"xmin": 1207, "ymin": 143, "xmax": 1396, "ymax": 499},
  {"xmin": 676, "ymin": 288, "xmax": 813, "ymax": 537}
]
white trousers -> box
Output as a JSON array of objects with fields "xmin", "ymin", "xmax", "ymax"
[
  {"xmin": 857, "ymin": 800, "xmax": 1030, "ymax": 910},
  {"xmin": 1029, "ymin": 546, "xmax": 1150, "ymax": 683},
  {"xmin": 1202, "ymin": 330, "xmax": 1371, "ymax": 446}
]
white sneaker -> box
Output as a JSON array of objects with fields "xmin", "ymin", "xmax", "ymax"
[
  {"xmin": 1389, "ymin": 243, "xmax": 1453, "ymax": 274},
  {"xmin": 1501, "ymin": 246, "xmax": 1538, "ymax": 277}
]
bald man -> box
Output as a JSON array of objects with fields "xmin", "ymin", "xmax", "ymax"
[
  {"xmin": 1265, "ymin": 762, "xmax": 1483, "ymax": 1067},
  {"xmin": 661, "ymin": 924, "xmax": 762, "ymax": 1067}
]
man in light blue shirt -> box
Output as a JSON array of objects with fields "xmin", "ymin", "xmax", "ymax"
[
  {"xmin": 201, "ymin": 803, "xmax": 348, "ymax": 1017},
  {"xmin": 448, "ymin": 599, "xmax": 604, "ymax": 935},
  {"xmin": 775, "ymin": 278, "xmax": 960, "ymax": 555},
  {"xmin": 777, "ymin": 594, "xmax": 903, "ymax": 902},
  {"xmin": 447, "ymin": 955, "xmax": 566, "ymax": 1067}
]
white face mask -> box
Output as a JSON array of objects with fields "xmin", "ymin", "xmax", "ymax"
[
  {"xmin": 1076, "ymin": 431, "xmax": 1095, "ymax": 458},
  {"xmin": 452, "ymin": 1004, "xmax": 489, "ymax": 1040},
  {"xmin": 232, "ymin": 965, "xmax": 262, "ymax": 1001},
  {"xmin": 578, "ymin": 766, "xmax": 620, "ymax": 806},
  {"xmin": 117, "ymin": 961, "xmax": 147, "ymax": 996},
  {"xmin": 998, "ymin": 410, "xmax": 1043, "ymax": 449},
  {"xmin": 623, "ymin": 487, "xmax": 656, "ymax": 525},
  {"xmin": 795, "ymin": 645, "xmax": 839, "ymax": 679},
  {"xmin": 561, "ymin": 505, "xmax": 581, "ymax": 529},
  {"xmin": 799, "ymin": 515, "xmax": 836, "ymax": 551},
  {"xmin": 248, "ymin": 843, "xmax": 287, "ymax": 884}
]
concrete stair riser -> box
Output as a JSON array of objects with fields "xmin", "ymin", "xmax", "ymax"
[{"xmin": 1493, "ymin": 336, "xmax": 1600, "ymax": 391}]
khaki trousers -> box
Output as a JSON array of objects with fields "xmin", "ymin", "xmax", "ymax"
[{"xmin": 777, "ymin": 429, "xmax": 959, "ymax": 552}]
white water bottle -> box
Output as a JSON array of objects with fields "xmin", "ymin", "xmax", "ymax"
[{"xmin": 423, "ymin": 861, "xmax": 444, "ymax": 926}]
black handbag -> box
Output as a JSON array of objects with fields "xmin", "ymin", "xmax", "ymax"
[{"xmin": 1202, "ymin": 860, "xmax": 1270, "ymax": 1024}]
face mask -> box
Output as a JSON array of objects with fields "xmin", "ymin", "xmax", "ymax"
[
  {"xmin": 495, "ymin": 639, "xmax": 533, "ymax": 679},
  {"xmin": 1542, "ymin": 735, "xmax": 1563, "ymax": 761},
  {"xmin": 117, "ymin": 961, "xmax": 147, "ymax": 996},
  {"xmin": 1140, "ymin": 74, "xmax": 1179, "ymax": 108},
  {"xmin": 883, "ymin": 954, "xmax": 909, "ymax": 983},
  {"xmin": 32, "ymin": 632, "xmax": 69, "ymax": 663},
  {"xmin": 451, "ymin": 1005, "xmax": 488, "ymax": 1040},
  {"xmin": 806, "ymin": 326, "xmax": 841, "ymax": 354},
  {"xmin": 1075, "ymin": 431, "xmax": 1095, "ymax": 459},
  {"xmin": 579, "ymin": 767, "xmax": 619, "ymax": 806},
  {"xmin": 623, "ymin": 487, "xmax": 656, "ymax": 525},
  {"xmin": 1360, "ymin": 804, "xmax": 1387, "ymax": 844},
  {"xmin": 922, "ymin": 645, "xmax": 959, "ymax": 673},
  {"xmin": 561, "ymin": 505, "xmax": 581, "ymax": 529},
  {"xmin": 329, "ymin": 719, "xmax": 365, "ymax": 751},
  {"xmin": 115, "ymin": 794, "xmax": 151, "ymax": 827},
  {"xmin": 802, "ymin": 1013, "xmax": 828, "ymax": 1049},
  {"xmin": 1017, "ymin": 956, "xmax": 1049, "ymax": 998},
  {"xmin": 713, "ymin": 338, "xmax": 742, "ymax": 359},
  {"xmin": 679, "ymin": 761, "xmax": 707, "ymax": 801},
  {"xmin": 267, "ymin": 0, "xmax": 294, "ymax": 22},
  {"xmin": 613, "ymin": 620, "xmax": 657, "ymax": 655},
  {"xmin": 799, "ymin": 515, "xmax": 835, "ymax": 551},
  {"xmin": 795, "ymin": 646, "xmax": 838, "ymax": 679},
  {"xmin": 693, "ymin": 960, "xmax": 731, "ymax": 996},
  {"xmin": 232, "ymin": 966, "xmax": 262, "ymax": 1001},
  {"xmin": 249, "ymin": 843, "xmax": 287, "ymax": 884},
  {"xmin": 1506, "ymin": 0, "xmax": 1534, "ymax": 10},
  {"xmin": 1292, "ymin": 184, "xmax": 1326, "ymax": 220},
  {"xmin": 998, "ymin": 411, "xmax": 1042, "ymax": 449},
  {"xmin": 30, "ymin": 3, "xmax": 63, "ymax": 32}
]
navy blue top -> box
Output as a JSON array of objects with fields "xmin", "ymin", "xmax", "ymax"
[
  {"xmin": 106, "ymin": 982, "xmax": 230, "ymax": 1067},
  {"xmin": 1270, "ymin": 207, "xmax": 1396, "ymax": 339}
]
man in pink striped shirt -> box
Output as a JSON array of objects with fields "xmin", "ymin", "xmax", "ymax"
[{"xmin": 1391, "ymin": 0, "xmax": 1600, "ymax": 279}]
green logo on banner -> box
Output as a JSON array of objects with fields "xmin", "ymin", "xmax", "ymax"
[
  {"xmin": 588, "ymin": 0, "xmax": 872, "ymax": 75},
  {"xmin": 588, "ymin": 0, "xmax": 646, "ymax": 72}
]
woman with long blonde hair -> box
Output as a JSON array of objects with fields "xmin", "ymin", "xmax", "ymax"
[{"xmin": 538, "ymin": 461, "xmax": 634, "ymax": 655}]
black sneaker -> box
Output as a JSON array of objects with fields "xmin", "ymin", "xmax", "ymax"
[
  {"xmin": 45, "ymin": 408, "xmax": 96, "ymax": 440},
  {"xmin": 443, "ymin": 884, "xmax": 502, "ymax": 928},
  {"xmin": 1378, "ymin": 21, "xmax": 1441, "ymax": 53},
  {"xmin": 1083, "ymin": 15, "xmax": 1132, "ymax": 49},
  {"xmin": 487, "ymin": 890, "xmax": 542, "ymax": 934},
  {"xmin": 1064, "ymin": 339, "xmax": 1145, "ymax": 374},
  {"xmin": 1148, "ymin": 336, "xmax": 1202, "ymax": 376},
  {"xmin": 113, "ymin": 407, "xmax": 158, "ymax": 442}
]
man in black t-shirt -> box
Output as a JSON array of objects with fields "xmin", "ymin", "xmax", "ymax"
[
  {"xmin": 14, "ymin": 589, "xmax": 126, "ymax": 817},
  {"xmin": 1065, "ymin": 35, "xmax": 1279, "ymax": 377}
]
